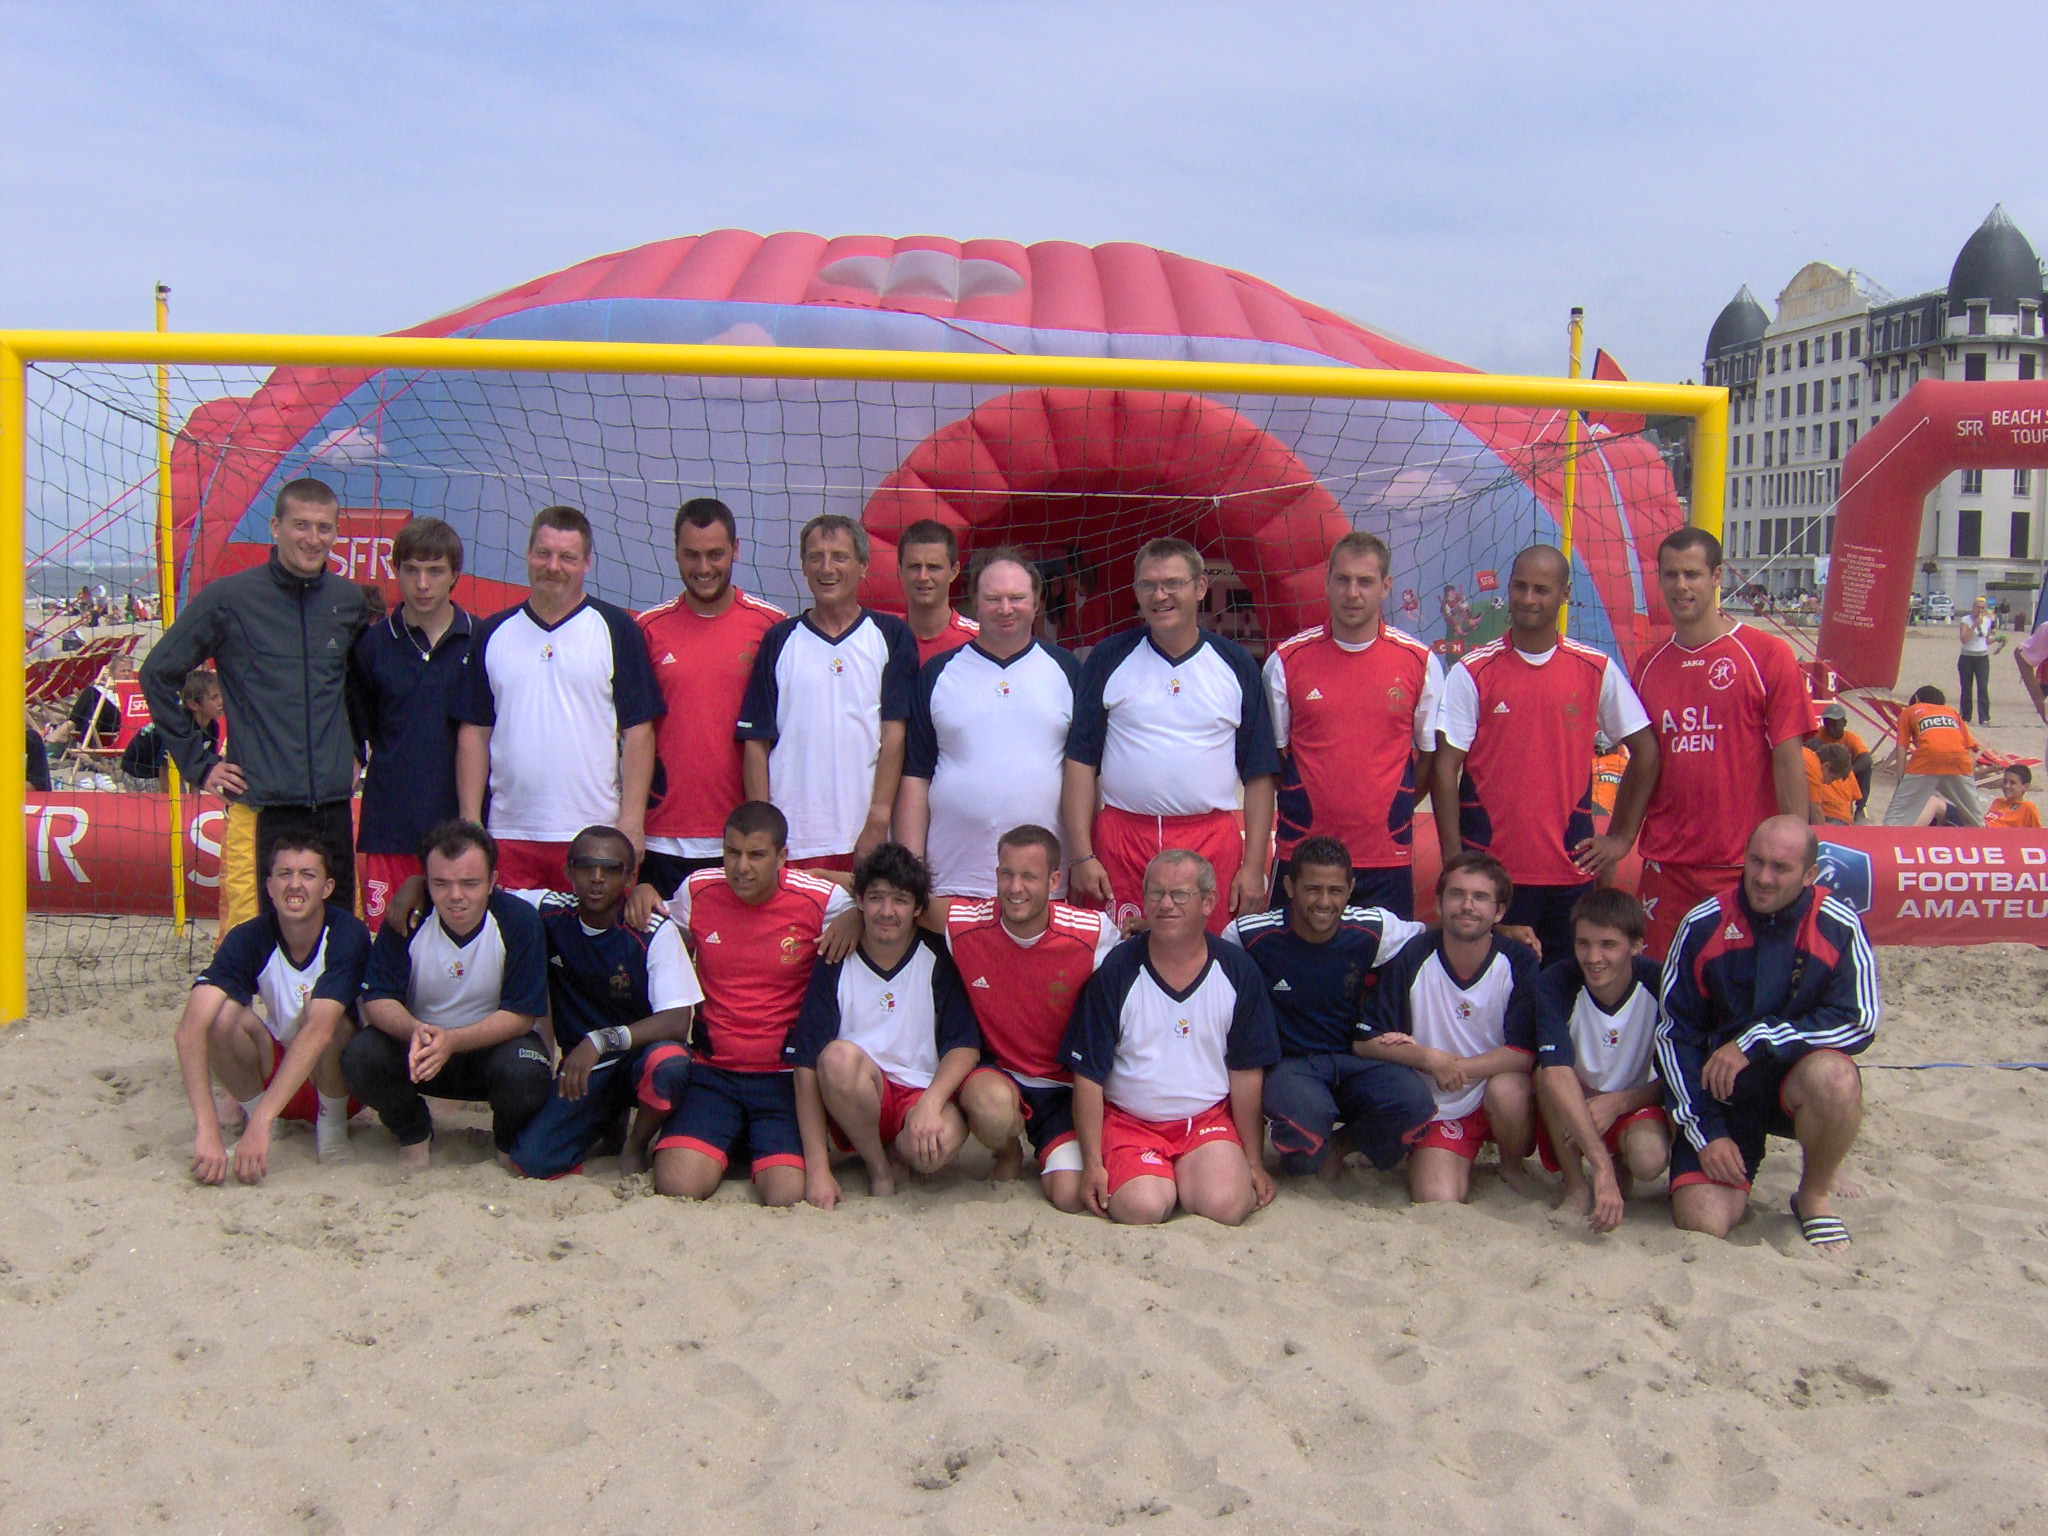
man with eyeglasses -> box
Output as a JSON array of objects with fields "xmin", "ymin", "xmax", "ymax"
[
  {"xmin": 1063, "ymin": 538, "xmax": 1280, "ymax": 936},
  {"xmin": 1063, "ymin": 849, "xmax": 1281, "ymax": 1225}
]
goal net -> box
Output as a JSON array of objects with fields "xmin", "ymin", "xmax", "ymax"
[{"xmin": 16, "ymin": 342, "xmax": 1710, "ymax": 1011}]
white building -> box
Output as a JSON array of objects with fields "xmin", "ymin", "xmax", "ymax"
[{"xmin": 1703, "ymin": 206, "xmax": 2047, "ymax": 613}]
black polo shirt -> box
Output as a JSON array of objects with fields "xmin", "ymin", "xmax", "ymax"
[{"xmin": 350, "ymin": 606, "xmax": 474, "ymax": 856}]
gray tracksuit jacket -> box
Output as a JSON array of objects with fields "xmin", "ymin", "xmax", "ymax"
[{"xmin": 139, "ymin": 553, "xmax": 367, "ymax": 808}]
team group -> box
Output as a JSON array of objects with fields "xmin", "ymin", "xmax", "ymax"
[{"xmin": 148, "ymin": 479, "xmax": 1884, "ymax": 1245}]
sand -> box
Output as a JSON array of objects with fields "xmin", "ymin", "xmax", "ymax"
[{"xmin": 3, "ymin": 940, "xmax": 2046, "ymax": 1536}]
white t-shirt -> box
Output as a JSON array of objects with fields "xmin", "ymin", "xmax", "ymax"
[
  {"xmin": 737, "ymin": 611, "xmax": 919, "ymax": 861},
  {"xmin": 905, "ymin": 640, "xmax": 1079, "ymax": 896},
  {"xmin": 1959, "ymin": 612, "xmax": 1998, "ymax": 656},
  {"xmin": 1433, "ymin": 641, "xmax": 1650, "ymax": 752}
]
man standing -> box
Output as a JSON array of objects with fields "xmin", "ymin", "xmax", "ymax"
[
  {"xmin": 738, "ymin": 515, "xmax": 918, "ymax": 871},
  {"xmin": 1064, "ymin": 538, "xmax": 1280, "ymax": 935},
  {"xmin": 1064, "ymin": 849, "xmax": 1280, "ymax": 1225},
  {"xmin": 1956, "ymin": 595, "xmax": 2003, "ymax": 726},
  {"xmin": 637, "ymin": 498, "xmax": 786, "ymax": 897},
  {"xmin": 1657, "ymin": 815, "xmax": 1878, "ymax": 1248},
  {"xmin": 1225, "ymin": 835, "xmax": 1435, "ymax": 1181},
  {"xmin": 898, "ymin": 548, "xmax": 1077, "ymax": 899},
  {"xmin": 1631, "ymin": 528, "xmax": 1815, "ymax": 958},
  {"xmin": 1264, "ymin": 532, "xmax": 1443, "ymax": 917},
  {"xmin": 896, "ymin": 519, "xmax": 980, "ymax": 665},
  {"xmin": 346, "ymin": 821, "xmax": 554, "ymax": 1167},
  {"xmin": 350, "ymin": 518, "xmax": 472, "ymax": 931},
  {"xmin": 1433, "ymin": 545, "xmax": 1658, "ymax": 960},
  {"xmin": 140, "ymin": 477, "xmax": 367, "ymax": 929},
  {"xmin": 455, "ymin": 506, "xmax": 664, "ymax": 892}
]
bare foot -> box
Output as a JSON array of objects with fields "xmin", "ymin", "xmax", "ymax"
[
  {"xmin": 1315, "ymin": 1129, "xmax": 1357, "ymax": 1186},
  {"xmin": 1831, "ymin": 1173, "xmax": 1865, "ymax": 1198},
  {"xmin": 991, "ymin": 1141, "xmax": 1024, "ymax": 1182},
  {"xmin": 213, "ymin": 1092, "xmax": 247, "ymax": 1131},
  {"xmin": 865, "ymin": 1159, "xmax": 901, "ymax": 1197},
  {"xmin": 1553, "ymin": 1183, "xmax": 1592, "ymax": 1222},
  {"xmin": 397, "ymin": 1141, "xmax": 431, "ymax": 1169},
  {"xmin": 617, "ymin": 1143, "xmax": 648, "ymax": 1177},
  {"xmin": 1497, "ymin": 1158, "xmax": 1548, "ymax": 1200}
]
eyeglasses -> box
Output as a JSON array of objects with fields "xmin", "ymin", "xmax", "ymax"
[
  {"xmin": 568, "ymin": 857, "xmax": 627, "ymax": 873},
  {"xmin": 1134, "ymin": 577, "xmax": 1194, "ymax": 598},
  {"xmin": 1144, "ymin": 886, "xmax": 1201, "ymax": 906}
]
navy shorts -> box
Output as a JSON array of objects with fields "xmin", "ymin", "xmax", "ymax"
[
  {"xmin": 657, "ymin": 1063, "xmax": 805, "ymax": 1178},
  {"xmin": 1668, "ymin": 1054, "xmax": 1839, "ymax": 1191},
  {"xmin": 1505, "ymin": 881, "xmax": 1592, "ymax": 964},
  {"xmin": 970, "ymin": 1066, "xmax": 1078, "ymax": 1158},
  {"xmin": 507, "ymin": 1047, "xmax": 642, "ymax": 1179},
  {"xmin": 639, "ymin": 850, "xmax": 722, "ymax": 901}
]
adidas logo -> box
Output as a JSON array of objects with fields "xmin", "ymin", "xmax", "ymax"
[
  {"xmin": 1305, "ymin": 687, "xmax": 1323, "ymax": 701},
  {"xmin": 971, "ymin": 976, "xmax": 991, "ymax": 989},
  {"xmin": 1723, "ymin": 923, "xmax": 1742, "ymax": 940},
  {"xmin": 550, "ymin": 955, "xmax": 564, "ymax": 967},
  {"xmin": 703, "ymin": 931, "xmax": 722, "ymax": 944},
  {"xmin": 1272, "ymin": 979, "xmax": 1293, "ymax": 992},
  {"xmin": 660, "ymin": 652, "xmax": 677, "ymax": 665},
  {"xmin": 1492, "ymin": 701, "xmax": 1511, "ymax": 714}
]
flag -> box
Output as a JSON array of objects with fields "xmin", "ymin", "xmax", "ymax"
[{"xmin": 1586, "ymin": 349, "xmax": 1646, "ymax": 436}]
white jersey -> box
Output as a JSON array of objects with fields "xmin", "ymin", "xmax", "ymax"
[
  {"xmin": 737, "ymin": 610, "xmax": 919, "ymax": 860},
  {"xmin": 360, "ymin": 890, "xmax": 550, "ymax": 1031},
  {"xmin": 1066, "ymin": 628, "xmax": 1281, "ymax": 816},
  {"xmin": 1528, "ymin": 957, "xmax": 1662, "ymax": 1096},
  {"xmin": 1361, "ymin": 934, "xmax": 1538, "ymax": 1121},
  {"xmin": 785, "ymin": 931, "xmax": 979, "ymax": 1090},
  {"xmin": 905, "ymin": 639, "xmax": 1079, "ymax": 896}
]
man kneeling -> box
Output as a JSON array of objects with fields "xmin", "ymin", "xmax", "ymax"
[
  {"xmin": 1657, "ymin": 815, "xmax": 1877, "ymax": 1248},
  {"xmin": 1064, "ymin": 850, "xmax": 1280, "ymax": 1225},
  {"xmin": 1530, "ymin": 888, "xmax": 1670, "ymax": 1232},
  {"xmin": 788, "ymin": 843, "xmax": 981, "ymax": 1204},
  {"xmin": 1354, "ymin": 851, "xmax": 1539, "ymax": 1205},
  {"xmin": 175, "ymin": 834, "xmax": 371, "ymax": 1183},
  {"xmin": 345, "ymin": 821, "xmax": 552, "ymax": 1165}
]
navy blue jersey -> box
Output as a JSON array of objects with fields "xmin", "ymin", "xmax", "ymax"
[
  {"xmin": 1656, "ymin": 885, "xmax": 1878, "ymax": 1152},
  {"xmin": 530, "ymin": 893, "xmax": 703, "ymax": 1053},
  {"xmin": 349, "ymin": 607, "xmax": 474, "ymax": 855},
  {"xmin": 361, "ymin": 889, "xmax": 549, "ymax": 1028},
  {"xmin": 1063, "ymin": 933, "xmax": 1280, "ymax": 1120},
  {"xmin": 197, "ymin": 902, "xmax": 370, "ymax": 1045},
  {"xmin": 1222, "ymin": 904, "xmax": 1427, "ymax": 1057},
  {"xmin": 783, "ymin": 930, "xmax": 979, "ymax": 1089}
]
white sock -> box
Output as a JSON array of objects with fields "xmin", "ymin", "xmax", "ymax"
[
  {"xmin": 316, "ymin": 1094, "xmax": 353, "ymax": 1161},
  {"xmin": 237, "ymin": 1095, "xmax": 263, "ymax": 1122},
  {"xmin": 316, "ymin": 1092, "xmax": 349, "ymax": 1124}
]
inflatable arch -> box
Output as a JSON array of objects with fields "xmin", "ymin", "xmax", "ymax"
[
  {"xmin": 1819, "ymin": 378, "xmax": 2048, "ymax": 687},
  {"xmin": 168, "ymin": 230, "xmax": 1683, "ymax": 659}
]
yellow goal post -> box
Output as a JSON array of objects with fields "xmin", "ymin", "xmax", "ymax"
[{"xmin": 0, "ymin": 328, "xmax": 1728, "ymax": 1023}]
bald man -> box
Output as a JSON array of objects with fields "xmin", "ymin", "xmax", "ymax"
[
  {"xmin": 1655, "ymin": 815, "xmax": 1878, "ymax": 1249},
  {"xmin": 1432, "ymin": 545, "xmax": 1658, "ymax": 959}
]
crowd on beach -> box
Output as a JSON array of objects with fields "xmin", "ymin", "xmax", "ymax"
[{"xmin": 141, "ymin": 479, "xmax": 2048, "ymax": 1249}]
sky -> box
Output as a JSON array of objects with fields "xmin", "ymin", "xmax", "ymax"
[{"xmin": 8, "ymin": 2, "xmax": 2048, "ymax": 386}]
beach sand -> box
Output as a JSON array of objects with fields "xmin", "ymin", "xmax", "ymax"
[{"xmin": 3, "ymin": 940, "xmax": 2045, "ymax": 1535}]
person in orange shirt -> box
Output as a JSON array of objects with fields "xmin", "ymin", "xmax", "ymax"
[
  {"xmin": 1590, "ymin": 736, "xmax": 1628, "ymax": 820},
  {"xmin": 1986, "ymin": 765, "xmax": 2042, "ymax": 829},
  {"xmin": 1808, "ymin": 702, "xmax": 1873, "ymax": 820},
  {"xmin": 1804, "ymin": 743, "xmax": 1858, "ymax": 826},
  {"xmin": 1884, "ymin": 685, "xmax": 1984, "ymax": 826}
]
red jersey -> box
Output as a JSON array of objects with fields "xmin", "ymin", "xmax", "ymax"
[
  {"xmin": 1446, "ymin": 638, "xmax": 1614, "ymax": 886},
  {"xmin": 944, "ymin": 898, "xmax": 1115, "ymax": 1081},
  {"xmin": 1266, "ymin": 622, "xmax": 1439, "ymax": 868},
  {"xmin": 638, "ymin": 590, "xmax": 785, "ymax": 841},
  {"xmin": 674, "ymin": 866, "xmax": 849, "ymax": 1072},
  {"xmin": 1632, "ymin": 623, "xmax": 1815, "ymax": 868},
  {"xmin": 914, "ymin": 610, "xmax": 980, "ymax": 667}
]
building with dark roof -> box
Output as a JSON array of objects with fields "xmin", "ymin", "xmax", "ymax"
[{"xmin": 1705, "ymin": 206, "xmax": 2046, "ymax": 610}]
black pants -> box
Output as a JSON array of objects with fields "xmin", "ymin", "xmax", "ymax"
[
  {"xmin": 1505, "ymin": 881, "xmax": 1591, "ymax": 965},
  {"xmin": 1957, "ymin": 652, "xmax": 1992, "ymax": 724},
  {"xmin": 638, "ymin": 850, "xmax": 722, "ymax": 900},
  {"xmin": 342, "ymin": 1027, "xmax": 552, "ymax": 1150},
  {"xmin": 257, "ymin": 801, "xmax": 357, "ymax": 914}
]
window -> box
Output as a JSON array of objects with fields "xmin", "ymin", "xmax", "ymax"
[
  {"xmin": 1782, "ymin": 386, "xmax": 1792, "ymax": 416},
  {"xmin": 2014, "ymin": 512, "xmax": 2032, "ymax": 559},
  {"xmin": 1780, "ymin": 429, "xmax": 1789, "ymax": 463},
  {"xmin": 1745, "ymin": 476, "xmax": 1754, "ymax": 509},
  {"xmin": 1958, "ymin": 507, "xmax": 1982, "ymax": 557},
  {"xmin": 1829, "ymin": 422, "xmax": 1840, "ymax": 459},
  {"xmin": 1848, "ymin": 374, "xmax": 1859, "ymax": 408},
  {"xmin": 1745, "ymin": 433, "xmax": 1755, "ymax": 465},
  {"xmin": 1847, "ymin": 418, "xmax": 1859, "ymax": 449},
  {"xmin": 1965, "ymin": 352, "xmax": 1988, "ymax": 381},
  {"xmin": 2023, "ymin": 303, "xmax": 2039, "ymax": 337},
  {"xmin": 1849, "ymin": 327, "xmax": 1861, "ymax": 358},
  {"xmin": 1825, "ymin": 514, "xmax": 1835, "ymax": 548},
  {"xmin": 1783, "ymin": 344, "xmax": 1793, "ymax": 371},
  {"xmin": 1796, "ymin": 427, "xmax": 1807, "ymax": 456},
  {"xmin": 1831, "ymin": 331, "xmax": 1843, "ymax": 361},
  {"xmin": 1796, "ymin": 383, "xmax": 1808, "ymax": 415},
  {"xmin": 1830, "ymin": 378, "xmax": 1842, "ymax": 410},
  {"xmin": 1798, "ymin": 339, "xmax": 1810, "ymax": 367},
  {"xmin": 2017, "ymin": 469, "xmax": 2032, "ymax": 496},
  {"xmin": 1890, "ymin": 369, "xmax": 1900, "ymax": 400},
  {"xmin": 1961, "ymin": 469, "xmax": 1984, "ymax": 495},
  {"xmin": 1766, "ymin": 349, "xmax": 1776, "ymax": 375},
  {"xmin": 2023, "ymin": 354, "xmax": 2038, "ymax": 381},
  {"xmin": 1968, "ymin": 302, "xmax": 1988, "ymax": 336},
  {"xmin": 1776, "ymin": 517, "xmax": 1791, "ymax": 552},
  {"xmin": 1764, "ymin": 392, "xmax": 1776, "ymax": 422},
  {"xmin": 1909, "ymin": 363, "xmax": 1919, "ymax": 385},
  {"xmin": 1763, "ymin": 433, "xmax": 1774, "ymax": 467},
  {"xmin": 1908, "ymin": 313, "xmax": 1920, "ymax": 345}
]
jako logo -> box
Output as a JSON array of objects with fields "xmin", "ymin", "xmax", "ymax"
[{"xmin": 1815, "ymin": 842, "xmax": 1873, "ymax": 915}]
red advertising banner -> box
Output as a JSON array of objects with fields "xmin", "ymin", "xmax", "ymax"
[{"xmin": 27, "ymin": 792, "xmax": 223, "ymax": 919}]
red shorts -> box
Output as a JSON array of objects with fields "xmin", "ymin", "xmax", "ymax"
[
  {"xmin": 786, "ymin": 853, "xmax": 854, "ymax": 874},
  {"xmin": 358, "ymin": 852, "xmax": 421, "ymax": 933},
  {"xmin": 494, "ymin": 839, "xmax": 574, "ymax": 893},
  {"xmin": 1535, "ymin": 1104, "xmax": 1670, "ymax": 1173},
  {"xmin": 1092, "ymin": 805, "xmax": 1243, "ymax": 936},
  {"xmin": 1639, "ymin": 861, "xmax": 1742, "ymax": 961},
  {"xmin": 829, "ymin": 1077, "xmax": 932, "ymax": 1150},
  {"xmin": 259, "ymin": 1032, "xmax": 356, "ymax": 1124},
  {"xmin": 1100, "ymin": 1101, "xmax": 1242, "ymax": 1194},
  {"xmin": 1414, "ymin": 1107, "xmax": 1493, "ymax": 1162}
]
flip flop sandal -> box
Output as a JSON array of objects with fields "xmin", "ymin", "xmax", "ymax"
[{"xmin": 1791, "ymin": 1193, "xmax": 1851, "ymax": 1249}]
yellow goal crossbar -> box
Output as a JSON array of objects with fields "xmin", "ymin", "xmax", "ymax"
[{"xmin": 0, "ymin": 329, "xmax": 1728, "ymax": 1022}]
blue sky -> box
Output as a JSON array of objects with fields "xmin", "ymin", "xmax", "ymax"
[{"xmin": 7, "ymin": 1, "xmax": 2048, "ymax": 384}]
